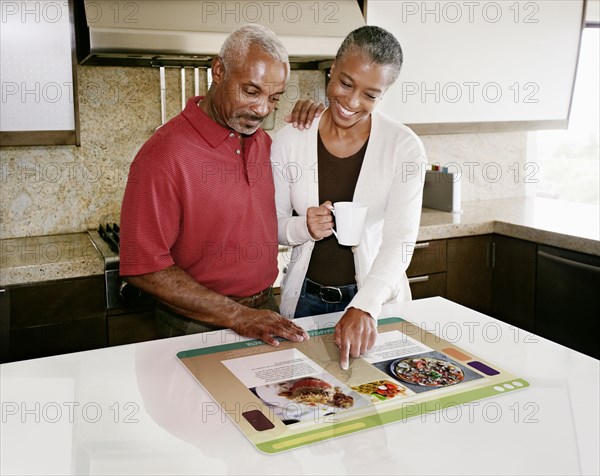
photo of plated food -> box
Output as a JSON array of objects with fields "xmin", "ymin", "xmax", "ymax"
[
  {"xmin": 253, "ymin": 374, "xmax": 371, "ymax": 425},
  {"xmin": 279, "ymin": 377, "xmax": 354, "ymax": 408},
  {"xmin": 391, "ymin": 357, "xmax": 465, "ymax": 387},
  {"xmin": 370, "ymin": 351, "xmax": 483, "ymax": 394},
  {"xmin": 351, "ymin": 379, "xmax": 412, "ymax": 402}
]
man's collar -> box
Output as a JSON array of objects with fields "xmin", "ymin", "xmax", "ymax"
[{"xmin": 182, "ymin": 96, "xmax": 258, "ymax": 147}]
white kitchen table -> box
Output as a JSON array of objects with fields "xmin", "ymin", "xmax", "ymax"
[{"xmin": 1, "ymin": 297, "xmax": 598, "ymax": 475}]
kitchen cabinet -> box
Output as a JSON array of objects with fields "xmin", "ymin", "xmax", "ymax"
[
  {"xmin": 536, "ymin": 245, "xmax": 600, "ymax": 359},
  {"xmin": 0, "ymin": 0, "xmax": 80, "ymax": 146},
  {"xmin": 366, "ymin": 0, "xmax": 584, "ymax": 133},
  {"xmin": 492, "ymin": 235, "xmax": 537, "ymax": 331},
  {"xmin": 407, "ymin": 239, "xmax": 447, "ymax": 299},
  {"xmin": 3, "ymin": 276, "xmax": 106, "ymax": 362},
  {"xmin": 107, "ymin": 304, "xmax": 159, "ymax": 347},
  {"xmin": 0, "ymin": 289, "xmax": 9, "ymax": 362},
  {"xmin": 446, "ymin": 235, "xmax": 537, "ymax": 330},
  {"xmin": 408, "ymin": 234, "xmax": 598, "ymax": 359},
  {"xmin": 446, "ymin": 235, "xmax": 494, "ymax": 314}
]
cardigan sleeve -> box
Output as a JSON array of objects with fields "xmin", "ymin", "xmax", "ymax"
[
  {"xmin": 271, "ymin": 127, "xmax": 314, "ymax": 246},
  {"xmin": 348, "ymin": 127, "xmax": 427, "ymax": 319}
]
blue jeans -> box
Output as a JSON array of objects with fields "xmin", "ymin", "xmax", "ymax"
[{"xmin": 293, "ymin": 278, "xmax": 358, "ymax": 318}]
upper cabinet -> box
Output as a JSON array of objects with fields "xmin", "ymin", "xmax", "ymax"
[
  {"xmin": 0, "ymin": 0, "xmax": 80, "ymax": 146},
  {"xmin": 586, "ymin": 0, "xmax": 599, "ymax": 22},
  {"xmin": 366, "ymin": 0, "xmax": 586, "ymax": 133}
]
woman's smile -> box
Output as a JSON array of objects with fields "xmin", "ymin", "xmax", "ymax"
[{"xmin": 335, "ymin": 101, "xmax": 359, "ymax": 118}]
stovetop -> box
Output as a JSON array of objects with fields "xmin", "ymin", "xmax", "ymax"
[
  {"xmin": 98, "ymin": 223, "xmax": 120, "ymax": 253},
  {"xmin": 88, "ymin": 224, "xmax": 120, "ymax": 270},
  {"xmin": 88, "ymin": 223, "xmax": 156, "ymax": 312}
]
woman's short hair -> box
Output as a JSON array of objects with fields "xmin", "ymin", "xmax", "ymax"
[
  {"xmin": 336, "ymin": 26, "xmax": 403, "ymax": 85},
  {"xmin": 219, "ymin": 24, "xmax": 290, "ymax": 76}
]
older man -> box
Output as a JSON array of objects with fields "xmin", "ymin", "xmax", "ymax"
[{"xmin": 120, "ymin": 25, "xmax": 309, "ymax": 345}]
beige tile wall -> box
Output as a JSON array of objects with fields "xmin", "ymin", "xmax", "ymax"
[{"xmin": 0, "ymin": 66, "xmax": 527, "ymax": 239}]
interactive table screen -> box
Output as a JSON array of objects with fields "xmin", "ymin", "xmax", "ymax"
[{"xmin": 177, "ymin": 318, "xmax": 529, "ymax": 453}]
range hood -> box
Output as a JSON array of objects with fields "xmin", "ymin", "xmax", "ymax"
[{"xmin": 75, "ymin": 0, "xmax": 366, "ymax": 68}]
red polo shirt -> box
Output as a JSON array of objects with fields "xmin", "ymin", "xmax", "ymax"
[{"xmin": 120, "ymin": 96, "xmax": 278, "ymax": 297}]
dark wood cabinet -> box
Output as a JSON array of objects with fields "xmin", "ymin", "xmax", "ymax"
[
  {"xmin": 409, "ymin": 272, "xmax": 447, "ymax": 300},
  {"xmin": 10, "ymin": 318, "xmax": 106, "ymax": 362},
  {"xmin": 446, "ymin": 234, "xmax": 536, "ymax": 330},
  {"xmin": 3, "ymin": 276, "xmax": 106, "ymax": 362},
  {"xmin": 415, "ymin": 235, "xmax": 598, "ymax": 358},
  {"xmin": 492, "ymin": 235, "xmax": 537, "ymax": 331},
  {"xmin": 108, "ymin": 310, "xmax": 160, "ymax": 347},
  {"xmin": 446, "ymin": 235, "xmax": 494, "ymax": 314},
  {"xmin": 0, "ymin": 289, "xmax": 9, "ymax": 362},
  {"xmin": 407, "ymin": 240, "xmax": 447, "ymax": 300}
]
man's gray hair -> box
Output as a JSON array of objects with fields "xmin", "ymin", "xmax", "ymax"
[
  {"xmin": 219, "ymin": 24, "xmax": 290, "ymax": 75},
  {"xmin": 336, "ymin": 26, "xmax": 403, "ymax": 86}
]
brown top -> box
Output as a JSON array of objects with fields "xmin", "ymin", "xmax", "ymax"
[{"xmin": 306, "ymin": 133, "xmax": 367, "ymax": 286}]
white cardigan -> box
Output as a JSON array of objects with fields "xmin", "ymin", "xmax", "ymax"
[{"xmin": 271, "ymin": 110, "xmax": 427, "ymax": 319}]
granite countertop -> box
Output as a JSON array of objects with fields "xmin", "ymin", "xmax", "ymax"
[
  {"xmin": 1, "ymin": 197, "xmax": 599, "ymax": 287},
  {"xmin": 418, "ymin": 197, "xmax": 600, "ymax": 256},
  {"xmin": 0, "ymin": 232, "xmax": 103, "ymax": 287}
]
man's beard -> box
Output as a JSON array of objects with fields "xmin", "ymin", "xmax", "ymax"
[{"xmin": 228, "ymin": 113, "xmax": 264, "ymax": 135}]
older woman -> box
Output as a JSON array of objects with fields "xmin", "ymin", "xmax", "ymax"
[{"xmin": 272, "ymin": 26, "xmax": 427, "ymax": 369}]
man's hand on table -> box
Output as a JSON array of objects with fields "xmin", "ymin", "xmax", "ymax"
[
  {"xmin": 285, "ymin": 100, "xmax": 326, "ymax": 130},
  {"xmin": 334, "ymin": 307, "xmax": 378, "ymax": 370},
  {"xmin": 126, "ymin": 266, "xmax": 309, "ymax": 347},
  {"xmin": 230, "ymin": 308, "xmax": 310, "ymax": 347}
]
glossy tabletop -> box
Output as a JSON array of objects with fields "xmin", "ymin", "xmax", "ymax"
[{"xmin": 1, "ymin": 297, "xmax": 598, "ymax": 475}]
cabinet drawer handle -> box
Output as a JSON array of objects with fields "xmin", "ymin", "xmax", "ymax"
[
  {"xmin": 408, "ymin": 275, "xmax": 430, "ymax": 284},
  {"xmin": 414, "ymin": 242, "xmax": 430, "ymax": 250}
]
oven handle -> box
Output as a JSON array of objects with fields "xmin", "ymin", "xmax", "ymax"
[{"xmin": 120, "ymin": 280, "xmax": 142, "ymax": 301}]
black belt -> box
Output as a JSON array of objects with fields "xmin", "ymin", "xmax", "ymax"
[{"xmin": 305, "ymin": 279, "xmax": 356, "ymax": 304}]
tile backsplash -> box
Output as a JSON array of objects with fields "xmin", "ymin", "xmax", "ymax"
[
  {"xmin": 0, "ymin": 66, "xmax": 527, "ymax": 239},
  {"xmin": 421, "ymin": 131, "xmax": 528, "ymax": 202}
]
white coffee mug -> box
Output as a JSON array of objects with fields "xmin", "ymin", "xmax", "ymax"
[{"xmin": 331, "ymin": 201, "xmax": 368, "ymax": 246}]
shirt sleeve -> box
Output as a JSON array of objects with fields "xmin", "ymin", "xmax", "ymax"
[{"xmin": 119, "ymin": 143, "xmax": 181, "ymax": 276}]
